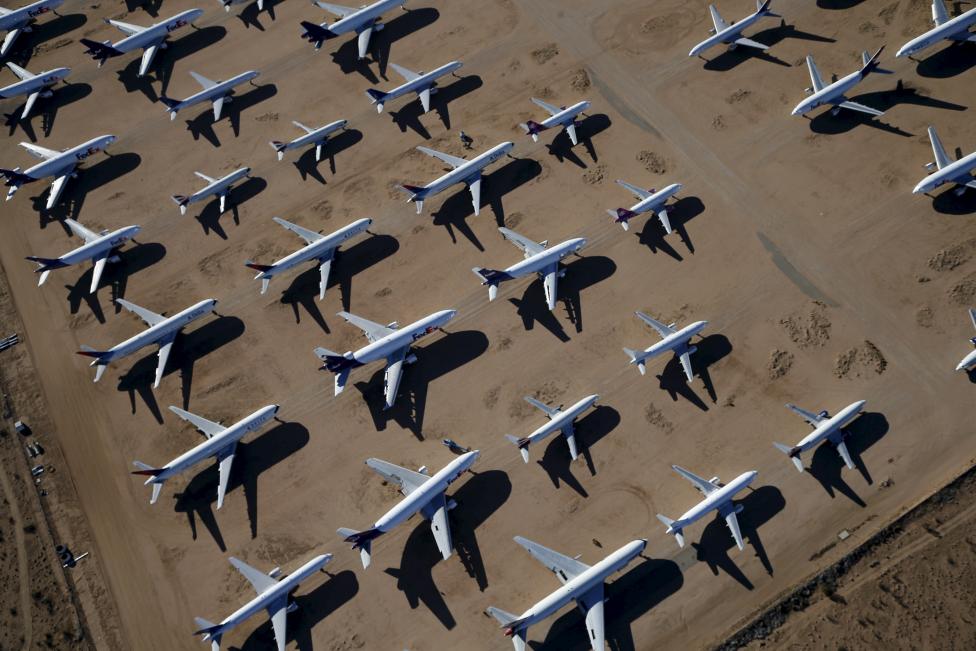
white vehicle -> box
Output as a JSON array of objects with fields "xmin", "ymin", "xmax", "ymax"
[
  {"xmin": 773, "ymin": 400, "xmax": 866, "ymax": 472},
  {"xmin": 688, "ymin": 0, "xmax": 779, "ymax": 58},
  {"xmin": 245, "ymin": 216, "xmax": 371, "ymax": 299},
  {"xmin": 505, "ymin": 393, "xmax": 598, "ymax": 462},
  {"xmin": 314, "ymin": 308, "xmax": 457, "ymax": 409},
  {"xmin": 0, "ymin": 134, "xmax": 116, "ymax": 210},
  {"xmin": 0, "ymin": 62, "xmax": 70, "ymax": 119},
  {"xmin": 607, "ymin": 180, "xmax": 682, "ymax": 233},
  {"xmin": 79, "ymin": 9, "xmax": 202, "ymax": 78},
  {"xmin": 956, "ymin": 308, "xmax": 976, "ymax": 372},
  {"xmin": 337, "ymin": 450, "xmax": 479, "ymax": 568},
  {"xmin": 160, "ymin": 69, "xmax": 260, "ymax": 121},
  {"xmin": 77, "ymin": 297, "xmax": 217, "ymax": 387},
  {"xmin": 269, "ymin": 118, "xmax": 346, "ymax": 162},
  {"xmin": 133, "ymin": 404, "xmax": 279, "ymax": 508},
  {"xmin": 519, "ymin": 97, "xmax": 590, "ymax": 146},
  {"xmin": 487, "ymin": 537, "xmax": 647, "ymax": 651},
  {"xmin": 472, "ymin": 227, "xmax": 586, "ymax": 311},
  {"xmin": 897, "ymin": 0, "xmax": 976, "ymax": 58},
  {"xmin": 791, "ymin": 47, "xmax": 890, "ymax": 117},
  {"xmin": 624, "ymin": 311, "xmax": 708, "ymax": 383},
  {"xmin": 194, "ymin": 553, "xmax": 332, "ymax": 651},
  {"xmin": 0, "ymin": 0, "xmax": 64, "ymax": 57},
  {"xmin": 300, "ymin": 0, "xmax": 406, "ymax": 57},
  {"xmin": 26, "ymin": 219, "xmax": 140, "ymax": 293},
  {"xmin": 913, "ymin": 126, "xmax": 976, "ymax": 195},
  {"xmin": 398, "ymin": 141, "xmax": 513, "ymax": 215},
  {"xmin": 657, "ymin": 464, "xmax": 758, "ymax": 551},
  {"xmin": 365, "ymin": 60, "xmax": 461, "ymax": 114},
  {"xmin": 172, "ymin": 166, "xmax": 250, "ymax": 215}
]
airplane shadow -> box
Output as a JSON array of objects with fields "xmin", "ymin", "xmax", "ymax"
[
  {"xmin": 4, "ymin": 81, "xmax": 91, "ymax": 141},
  {"xmin": 291, "ymin": 128, "xmax": 364, "ymax": 184},
  {"xmin": 508, "ymin": 255, "xmax": 617, "ymax": 342},
  {"xmin": 701, "ymin": 27, "xmax": 794, "ymax": 72},
  {"xmin": 64, "ymin": 241, "xmax": 167, "ymax": 324},
  {"xmin": 124, "ymin": 0, "xmax": 162, "ymax": 17},
  {"xmin": 117, "ymin": 26, "xmax": 227, "ymax": 102},
  {"xmin": 535, "ymin": 405, "xmax": 621, "ymax": 498},
  {"xmin": 816, "ymin": 0, "xmax": 866, "ymax": 7},
  {"xmin": 809, "ymin": 81, "xmax": 963, "ymax": 136},
  {"xmin": 384, "ymin": 469, "xmax": 511, "ymax": 629},
  {"xmin": 544, "ymin": 114, "xmax": 612, "ymax": 169},
  {"xmin": 235, "ymin": 0, "xmax": 281, "ymax": 32},
  {"xmin": 356, "ymin": 329, "xmax": 489, "ymax": 437},
  {"xmin": 7, "ymin": 13, "xmax": 87, "ymax": 66},
  {"xmin": 691, "ymin": 485, "xmax": 786, "ymax": 590},
  {"xmin": 31, "ymin": 152, "xmax": 141, "ymax": 223},
  {"xmin": 388, "ymin": 74, "xmax": 483, "ymax": 138},
  {"xmin": 331, "ymin": 7, "xmax": 440, "ymax": 83},
  {"xmin": 916, "ymin": 42, "xmax": 976, "ymax": 78},
  {"xmin": 654, "ymin": 333, "xmax": 733, "ymax": 412},
  {"xmin": 635, "ymin": 195, "xmax": 706, "ymax": 260},
  {"xmin": 279, "ymin": 233, "xmax": 400, "ymax": 332},
  {"xmin": 193, "ymin": 177, "xmax": 267, "ymax": 239},
  {"xmin": 185, "ymin": 83, "xmax": 277, "ymax": 146},
  {"xmin": 931, "ymin": 184, "xmax": 976, "ymax": 215},
  {"xmin": 172, "ymin": 421, "xmax": 310, "ymax": 551},
  {"xmin": 805, "ymin": 411, "xmax": 889, "ymax": 507}
]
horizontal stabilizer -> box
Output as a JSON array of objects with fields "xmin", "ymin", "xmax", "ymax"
[
  {"xmin": 656, "ymin": 513, "xmax": 685, "ymax": 547},
  {"xmin": 158, "ymin": 96, "xmax": 181, "ymax": 109},
  {"xmin": 300, "ymin": 21, "xmax": 336, "ymax": 46},
  {"xmin": 398, "ymin": 183, "xmax": 427, "ymax": 198},
  {"xmin": 773, "ymin": 442, "xmax": 804, "ymax": 472},
  {"xmin": 193, "ymin": 617, "xmax": 223, "ymax": 641},
  {"xmin": 472, "ymin": 267, "xmax": 512, "ymax": 286},
  {"xmin": 504, "ymin": 434, "xmax": 531, "ymax": 463},
  {"xmin": 244, "ymin": 261, "xmax": 273, "ymax": 273},
  {"xmin": 80, "ymin": 38, "xmax": 122, "ymax": 61}
]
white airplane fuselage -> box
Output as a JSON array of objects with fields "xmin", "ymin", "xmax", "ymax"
[
  {"xmin": 914, "ymin": 151, "xmax": 976, "ymax": 194},
  {"xmin": 351, "ymin": 309, "xmax": 457, "ymax": 365},
  {"xmin": 675, "ymin": 470, "xmax": 757, "ymax": 527},
  {"xmin": 281, "ymin": 119, "xmax": 346, "ymax": 154},
  {"xmin": 111, "ymin": 9, "xmax": 202, "ymax": 53},
  {"xmin": 17, "ymin": 134, "xmax": 116, "ymax": 181},
  {"xmin": 689, "ymin": 11, "xmax": 763, "ymax": 57},
  {"xmin": 259, "ymin": 218, "xmax": 371, "ymax": 279},
  {"xmin": 523, "ymin": 394, "xmax": 598, "ymax": 447},
  {"xmin": 0, "ymin": 66, "xmax": 68, "ymax": 99},
  {"xmin": 167, "ymin": 70, "xmax": 259, "ymax": 118},
  {"xmin": 897, "ymin": 7, "xmax": 976, "ymax": 58},
  {"xmin": 56, "ymin": 225, "xmax": 140, "ymax": 266},
  {"xmin": 0, "ymin": 0, "xmax": 62, "ymax": 32},
  {"xmin": 101, "ymin": 298, "xmax": 217, "ymax": 361},
  {"xmin": 540, "ymin": 100, "xmax": 590, "ymax": 130},
  {"xmin": 631, "ymin": 183, "xmax": 682, "ymax": 214},
  {"xmin": 792, "ymin": 71, "xmax": 865, "ymax": 116},
  {"xmin": 379, "ymin": 60, "xmax": 461, "ymax": 108},
  {"xmin": 420, "ymin": 141, "xmax": 513, "ymax": 197},
  {"xmin": 794, "ymin": 400, "xmax": 865, "ymax": 453},
  {"xmin": 188, "ymin": 167, "xmax": 250, "ymax": 205},
  {"xmin": 327, "ymin": 0, "xmax": 404, "ymax": 35},
  {"xmin": 636, "ymin": 320, "xmax": 708, "ymax": 362},
  {"xmin": 957, "ymin": 346, "xmax": 976, "ymax": 371},
  {"xmin": 504, "ymin": 237, "xmax": 587, "ymax": 279}
]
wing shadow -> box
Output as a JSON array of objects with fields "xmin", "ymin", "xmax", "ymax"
[
  {"xmin": 193, "ymin": 177, "xmax": 267, "ymax": 239},
  {"xmin": 535, "ymin": 405, "xmax": 621, "ymax": 498},
  {"xmin": 64, "ymin": 241, "xmax": 166, "ymax": 323},
  {"xmin": 635, "ymin": 195, "xmax": 705, "ymax": 260},
  {"xmin": 31, "ymin": 152, "xmax": 141, "ymax": 222},
  {"xmin": 544, "ymin": 113, "xmax": 612, "ymax": 169},
  {"xmin": 805, "ymin": 411, "xmax": 889, "ymax": 507},
  {"xmin": 654, "ymin": 333, "xmax": 733, "ymax": 411},
  {"xmin": 4, "ymin": 81, "xmax": 91, "ymax": 140}
]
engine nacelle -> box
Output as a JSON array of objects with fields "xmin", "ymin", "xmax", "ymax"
[
  {"xmin": 405, "ymin": 353, "xmax": 418, "ymax": 365},
  {"xmin": 733, "ymin": 504, "xmax": 744, "ymax": 515},
  {"xmin": 447, "ymin": 499, "xmax": 458, "ymax": 511},
  {"xmin": 108, "ymin": 255, "xmax": 121, "ymax": 264},
  {"xmin": 286, "ymin": 601, "xmax": 298, "ymax": 613},
  {"xmin": 374, "ymin": 22, "xmax": 385, "ymax": 31},
  {"xmin": 268, "ymin": 567, "xmax": 282, "ymax": 578}
]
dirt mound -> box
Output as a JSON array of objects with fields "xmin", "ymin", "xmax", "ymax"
[
  {"xmin": 780, "ymin": 302, "xmax": 832, "ymax": 348},
  {"xmin": 928, "ymin": 238, "xmax": 976, "ymax": 272},
  {"xmin": 834, "ymin": 340, "xmax": 887, "ymax": 379},
  {"xmin": 767, "ymin": 349, "xmax": 795, "ymax": 380},
  {"xmin": 637, "ymin": 150, "xmax": 668, "ymax": 174},
  {"xmin": 726, "ymin": 89, "xmax": 752, "ymax": 104},
  {"xmin": 644, "ymin": 402, "xmax": 674, "ymax": 434},
  {"xmin": 582, "ymin": 164, "xmax": 607, "ymax": 185},
  {"xmin": 948, "ymin": 273, "xmax": 976, "ymax": 306},
  {"xmin": 531, "ymin": 43, "xmax": 559, "ymax": 64},
  {"xmin": 570, "ymin": 68, "xmax": 591, "ymax": 92}
]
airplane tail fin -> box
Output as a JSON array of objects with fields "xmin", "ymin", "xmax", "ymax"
[
  {"xmin": 314, "ymin": 347, "xmax": 359, "ymax": 373},
  {"xmin": 861, "ymin": 46, "xmax": 891, "ymax": 74},
  {"xmin": 171, "ymin": 195, "xmax": 190, "ymax": 215},
  {"xmin": 608, "ymin": 207, "xmax": 637, "ymax": 230},
  {"xmin": 773, "ymin": 442, "xmax": 805, "ymax": 472},
  {"xmin": 25, "ymin": 257, "xmax": 66, "ymax": 285},
  {"xmin": 131, "ymin": 461, "xmax": 165, "ymax": 477},
  {"xmin": 365, "ymin": 88, "xmax": 387, "ymax": 113},
  {"xmin": 757, "ymin": 0, "xmax": 779, "ymax": 17},
  {"xmin": 245, "ymin": 260, "xmax": 274, "ymax": 274},
  {"xmin": 487, "ymin": 607, "xmax": 529, "ymax": 651},
  {"xmin": 0, "ymin": 167, "xmax": 33, "ymax": 188},
  {"xmin": 77, "ymin": 345, "xmax": 109, "ymax": 381},
  {"xmin": 520, "ymin": 120, "xmax": 547, "ymax": 142},
  {"xmin": 300, "ymin": 21, "xmax": 337, "ymax": 49},
  {"xmin": 623, "ymin": 347, "xmax": 647, "ymax": 375},
  {"xmin": 158, "ymin": 96, "xmax": 181, "ymax": 110},
  {"xmin": 269, "ymin": 140, "xmax": 287, "ymax": 160},
  {"xmin": 398, "ymin": 183, "xmax": 428, "ymax": 199},
  {"xmin": 193, "ymin": 617, "xmax": 224, "ymax": 647},
  {"xmin": 504, "ymin": 434, "xmax": 531, "ymax": 463},
  {"xmin": 472, "ymin": 267, "xmax": 512, "ymax": 292},
  {"xmin": 337, "ymin": 527, "xmax": 382, "ymax": 568},
  {"xmin": 80, "ymin": 39, "xmax": 122, "ymax": 65},
  {"xmin": 656, "ymin": 514, "xmax": 685, "ymax": 548}
]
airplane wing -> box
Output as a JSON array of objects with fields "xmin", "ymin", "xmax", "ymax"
[
  {"xmin": 578, "ymin": 584, "xmax": 605, "ymax": 651},
  {"xmin": 530, "ymin": 96, "xmax": 562, "ymax": 116},
  {"xmin": 212, "ymin": 95, "xmax": 226, "ymax": 122},
  {"xmin": 319, "ymin": 257, "xmax": 332, "ymax": 301},
  {"xmin": 89, "ymin": 252, "xmax": 108, "ymax": 294},
  {"xmin": 719, "ymin": 502, "xmax": 745, "ymax": 550},
  {"xmin": 678, "ymin": 347, "xmax": 694, "ymax": 382},
  {"xmin": 154, "ymin": 333, "xmax": 175, "ymax": 388},
  {"xmin": 194, "ymin": 171, "xmax": 217, "ymax": 184},
  {"xmin": 416, "ymin": 146, "xmax": 467, "ymax": 169},
  {"xmin": 356, "ymin": 25, "xmax": 373, "ymax": 59},
  {"xmin": 383, "ymin": 347, "xmax": 406, "ymax": 408},
  {"xmin": 190, "ymin": 71, "xmax": 218, "ymax": 90},
  {"xmin": 785, "ymin": 403, "xmax": 827, "ymax": 428},
  {"xmin": 116, "ymin": 298, "xmax": 165, "ymax": 326},
  {"xmin": 467, "ymin": 173, "xmax": 481, "ymax": 215},
  {"xmin": 109, "ymin": 19, "xmax": 146, "ymax": 37},
  {"xmin": 5, "ymin": 62, "xmax": 34, "ymax": 80},
  {"xmin": 229, "ymin": 556, "xmax": 278, "ymax": 593},
  {"xmin": 315, "ymin": 1, "xmax": 356, "ymax": 17},
  {"xmin": 542, "ymin": 263, "xmax": 558, "ymax": 311},
  {"xmin": 46, "ymin": 173, "xmax": 72, "ymax": 210},
  {"xmin": 365, "ymin": 458, "xmax": 430, "ymax": 496},
  {"xmin": 20, "ymin": 142, "xmax": 60, "ymax": 160},
  {"xmin": 616, "ymin": 179, "xmax": 651, "ymax": 201},
  {"xmin": 806, "ymin": 56, "xmax": 825, "ymax": 93},
  {"xmin": 933, "ymin": 0, "xmax": 949, "ymax": 26},
  {"xmin": 420, "ymin": 493, "xmax": 452, "ymax": 560},
  {"xmin": 525, "ymin": 396, "xmax": 560, "ymax": 418},
  {"xmin": 635, "ymin": 311, "xmax": 676, "ymax": 339},
  {"xmin": 64, "ymin": 218, "xmax": 100, "ymax": 243},
  {"xmin": 419, "ymin": 87, "xmax": 431, "ymax": 113},
  {"xmin": 709, "ymin": 4, "xmax": 730, "ymax": 32},
  {"xmin": 215, "ymin": 442, "xmax": 236, "ymax": 509},
  {"xmin": 338, "ymin": 311, "xmax": 396, "ymax": 343},
  {"xmin": 515, "ymin": 535, "xmax": 590, "ymax": 584},
  {"xmin": 970, "ymin": 307, "xmax": 976, "ymax": 330},
  {"xmin": 672, "ymin": 464, "xmax": 719, "ymax": 496},
  {"xmin": 836, "ymin": 99, "xmax": 884, "ymax": 117},
  {"xmin": 267, "ymin": 596, "xmax": 288, "ymax": 651},
  {"xmin": 138, "ymin": 42, "xmax": 161, "ymax": 77},
  {"xmin": 835, "ymin": 440, "xmax": 855, "ymax": 470},
  {"xmin": 168, "ymin": 405, "xmax": 226, "ymax": 438},
  {"xmin": 657, "ymin": 207, "xmax": 673, "ymax": 235},
  {"xmin": 389, "ymin": 62, "xmax": 421, "ymax": 82},
  {"xmin": 564, "ymin": 122, "xmax": 578, "ymax": 146},
  {"xmin": 928, "ymin": 126, "xmax": 951, "ymax": 171},
  {"xmin": 499, "ymin": 227, "xmax": 546, "ymax": 257},
  {"xmin": 733, "ymin": 36, "xmax": 769, "ymax": 51},
  {"xmin": 21, "ymin": 91, "xmax": 39, "ymax": 117},
  {"xmin": 272, "ymin": 216, "xmax": 323, "ymax": 245}
]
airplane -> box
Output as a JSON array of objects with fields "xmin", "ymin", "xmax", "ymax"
[
  {"xmin": 245, "ymin": 216, "xmax": 371, "ymax": 299},
  {"xmin": 656, "ymin": 464, "xmax": 758, "ymax": 551},
  {"xmin": 505, "ymin": 393, "xmax": 598, "ymax": 463},
  {"xmin": 172, "ymin": 166, "xmax": 250, "ymax": 215},
  {"xmin": 300, "ymin": 0, "xmax": 406, "ymax": 57},
  {"xmin": 26, "ymin": 219, "xmax": 140, "ymax": 293},
  {"xmin": 76, "ymin": 297, "xmax": 217, "ymax": 387},
  {"xmin": 398, "ymin": 141, "xmax": 514, "ymax": 215},
  {"xmin": 519, "ymin": 97, "xmax": 590, "ymax": 146},
  {"xmin": 486, "ymin": 536, "xmax": 647, "ymax": 651},
  {"xmin": 791, "ymin": 47, "xmax": 891, "ymax": 118},
  {"xmin": 897, "ymin": 0, "xmax": 976, "ymax": 59},
  {"xmin": 0, "ymin": 62, "xmax": 70, "ymax": 119},
  {"xmin": 132, "ymin": 404, "xmax": 279, "ymax": 508},
  {"xmin": 688, "ymin": 0, "xmax": 780, "ymax": 58},
  {"xmin": 269, "ymin": 118, "xmax": 346, "ymax": 162},
  {"xmin": 0, "ymin": 134, "xmax": 116, "ymax": 210},
  {"xmin": 956, "ymin": 308, "xmax": 976, "ymax": 372},
  {"xmin": 472, "ymin": 227, "xmax": 587, "ymax": 311},
  {"xmin": 365, "ymin": 60, "xmax": 461, "ymax": 114},
  {"xmin": 194, "ymin": 553, "xmax": 332, "ymax": 651},
  {"xmin": 773, "ymin": 400, "xmax": 866, "ymax": 472},
  {"xmin": 160, "ymin": 69, "xmax": 260, "ymax": 121},
  {"xmin": 337, "ymin": 450, "xmax": 479, "ymax": 568},
  {"xmin": 218, "ymin": 0, "xmax": 267, "ymax": 13},
  {"xmin": 0, "ymin": 0, "xmax": 64, "ymax": 58},
  {"xmin": 623, "ymin": 311, "xmax": 708, "ymax": 382},
  {"xmin": 79, "ymin": 9, "xmax": 203, "ymax": 78},
  {"xmin": 913, "ymin": 126, "xmax": 976, "ymax": 195},
  {"xmin": 608, "ymin": 180, "xmax": 682, "ymax": 233},
  {"xmin": 314, "ymin": 308, "xmax": 456, "ymax": 409}
]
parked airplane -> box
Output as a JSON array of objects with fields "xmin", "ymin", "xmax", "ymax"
[
  {"xmin": 773, "ymin": 400, "xmax": 866, "ymax": 472},
  {"xmin": 160, "ymin": 69, "xmax": 259, "ymax": 121},
  {"xmin": 657, "ymin": 464, "xmax": 758, "ymax": 551},
  {"xmin": 0, "ymin": 134, "xmax": 116, "ymax": 210},
  {"xmin": 0, "ymin": 62, "xmax": 69, "ymax": 119},
  {"xmin": 172, "ymin": 166, "xmax": 250, "ymax": 215},
  {"xmin": 365, "ymin": 60, "xmax": 461, "ymax": 114},
  {"xmin": 194, "ymin": 553, "xmax": 332, "ymax": 651},
  {"xmin": 791, "ymin": 47, "xmax": 891, "ymax": 117},
  {"xmin": 398, "ymin": 141, "xmax": 514, "ymax": 215},
  {"xmin": 133, "ymin": 404, "xmax": 279, "ymax": 508},
  {"xmin": 608, "ymin": 180, "xmax": 682, "ymax": 233},
  {"xmin": 338, "ymin": 450, "xmax": 479, "ymax": 568},
  {"xmin": 26, "ymin": 219, "xmax": 139, "ymax": 293},
  {"xmin": 300, "ymin": 0, "xmax": 406, "ymax": 57},
  {"xmin": 688, "ymin": 0, "xmax": 779, "ymax": 58},
  {"xmin": 218, "ymin": 0, "xmax": 266, "ymax": 12},
  {"xmin": 314, "ymin": 308, "xmax": 456, "ymax": 409},
  {"xmin": 519, "ymin": 97, "xmax": 590, "ymax": 146},
  {"xmin": 897, "ymin": 0, "xmax": 976, "ymax": 58},
  {"xmin": 0, "ymin": 0, "xmax": 63, "ymax": 58},
  {"xmin": 269, "ymin": 118, "xmax": 346, "ymax": 161},
  {"xmin": 472, "ymin": 227, "xmax": 586, "ymax": 311},
  {"xmin": 80, "ymin": 9, "xmax": 202, "ymax": 78},
  {"xmin": 245, "ymin": 216, "xmax": 371, "ymax": 299},
  {"xmin": 487, "ymin": 536, "xmax": 647, "ymax": 651},
  {"xmin": 956, "ymin": 308, "xmax": 976, "ymax": 372},
  {"xmin": 913, "ymin": 126, "xmax": 976, "ymax": 195},
  {"xmin": 624, "ymin": 311, "xmax": 707, "ymax": 382},
  {"xmin": 506, "ymin": 393, "xmax": 598, "ymax": 463},
  {"xmin": 76, "ymin": 297, "xmax": 217, "ymax": 387}
]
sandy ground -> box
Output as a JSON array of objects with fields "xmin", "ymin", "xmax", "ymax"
[{"xmin": 1, "ymin": 0, "xmax": 976, "ymax": 649}]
